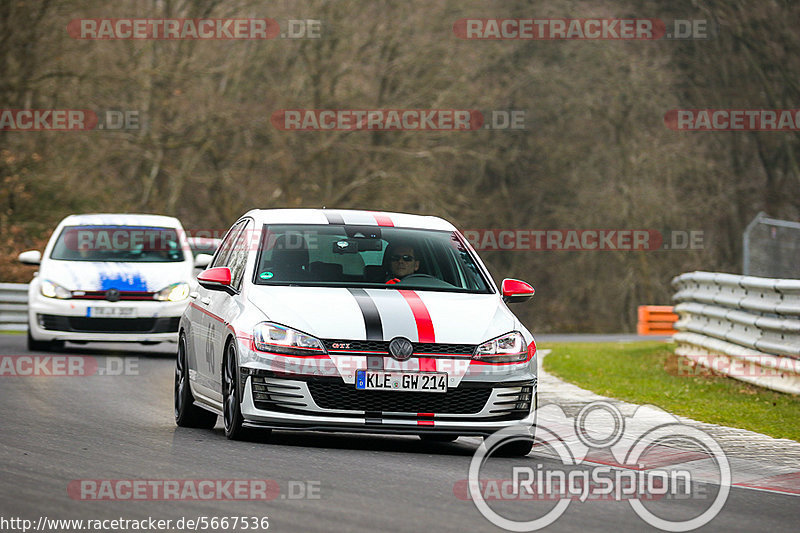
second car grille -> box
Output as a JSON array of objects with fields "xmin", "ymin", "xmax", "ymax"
[{"xmin": 39, "ymin": 314, "xmax": 179, "ymax": 333}]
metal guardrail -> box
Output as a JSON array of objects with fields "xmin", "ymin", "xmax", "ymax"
[
  {"xmin": 672, "ymin": 271, "xmax": 800, "ymax": 394},
  {"xmin": 0, "ymin": 283, "xmax": 29, "ymax": 331}
]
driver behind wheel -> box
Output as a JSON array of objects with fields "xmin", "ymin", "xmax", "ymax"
[{"xmin": 385, "ymin": 243, "xmax": 420, "ymax": 284}]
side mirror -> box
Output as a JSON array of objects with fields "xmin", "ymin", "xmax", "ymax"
[
  {"xmin": 18, "ymin": 250, "xmax": 42, "ymax": 265},
  {"xmin": 501, "ymin": 278, "xmax": 534, "ymax": 304},
  {"xmin": 194, "ymin": 253, "xmax": 213, "ymax": 268},
  {"xmin": 197, "ymin": 266, "xmax": 233, "ymax": 292}
]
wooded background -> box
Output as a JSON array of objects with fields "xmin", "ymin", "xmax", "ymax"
[{"xmin": 2, "ymin": 0, "xmax": 798, "ymax": 332}]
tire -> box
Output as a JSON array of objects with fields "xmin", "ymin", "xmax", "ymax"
[
  {"xmin": 419, "ymin": 434, "xmax": 459, "ymax": 442},
  {"xmin": 493, "ymin": 438, "xmax": 534, "ymax": 457},
  {"xmin": 175, "ymin": 333, "xmax": 218, "ymax": 428},
  {"xmin": 27, "ymin": 330, "xmax": 64, "ymax": 352},
  {"xmin": 222, "ymin": 340, "xmax": 266, "ymax": 441}
]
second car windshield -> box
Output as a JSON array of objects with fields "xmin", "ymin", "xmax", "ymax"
[
  {"xmin": 50, "ymin": 225, "xmax": 186, "ymax": 263},
  {"xmin": 254, "ymin": 224, "xmax": 491, "ymax": 293}
]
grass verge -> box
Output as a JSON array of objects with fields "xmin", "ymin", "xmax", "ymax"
[{"xmin": 543, "ymin": 341, "xmax": 800, "ymax": 442}]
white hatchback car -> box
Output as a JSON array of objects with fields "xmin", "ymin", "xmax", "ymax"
[
  {"xmin": 19, "ymin": 213, "xmax": 209, "ymax": 351},
  {"xmin": 176, "ymin": 209, "xmax": 537, "ymax": 454}
]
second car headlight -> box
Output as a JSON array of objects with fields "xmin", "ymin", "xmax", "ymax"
[
  {"xmin": 40, "ymin": 280, "xmax": 71, "ymax": 299},
  {"xmin": 473, "ymin": 331, "xmax": 529, "ymax": 363},
  {"xmin": 154, "ymin": 282, "xmax": 190, "ymax": 301},
  {"xmin": 253, "ymin": 323, "xmax": 326, "ymax": 356}
]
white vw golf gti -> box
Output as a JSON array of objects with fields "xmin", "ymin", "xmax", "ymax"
[
  {"xmin": 20, "ymin": 214, "xmax": 206, "ymax": 351},
  {"xmin": 176, "ymin": 209, "xmax": 537, "ymax": 455}
]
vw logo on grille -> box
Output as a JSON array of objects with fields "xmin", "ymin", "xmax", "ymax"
[
  {"xmin": 388, "ymin": 337, "xmax": 414, "ymax": 361},
  {"xmin": 105, "ymin": 288, "xmax": 121, "ymax": 302}
]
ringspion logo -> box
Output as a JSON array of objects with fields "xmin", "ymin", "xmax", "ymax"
[{"xmin": 463, "ymin": 402, "xmax": 730, "ymax": 531}]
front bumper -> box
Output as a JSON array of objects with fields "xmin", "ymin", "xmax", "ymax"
[
  {"xmin": 238, "ymin": 370, "xmax": 537, "ymax": 437},
  {"xmin": 28, "ymin": 294, "xmax": 188, "ymax": 343}
]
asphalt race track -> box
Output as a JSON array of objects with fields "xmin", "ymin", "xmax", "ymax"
[{"xmin": 0, "ymin": 335, "xmax": 798, "ymax": 532}]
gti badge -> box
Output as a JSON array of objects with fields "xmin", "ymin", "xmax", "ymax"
[{"xmin": 388, "ymin": 337, "xmax": 413, "ymax": 361}]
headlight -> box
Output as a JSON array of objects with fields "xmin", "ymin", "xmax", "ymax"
[
  {"xmin": 253, "ymin": 322, "xmax": 326, "ymax": 356},
  {"xmin": 154, "ymin": 282, "xmax": 190, "ymax": 301},
  {"xmin": 473, "ymin": 331, "xmax": 529, "ymax": 363},
  {"xmin": 40, "ymin": 280, "xmax": 71, "ymax": 299}
]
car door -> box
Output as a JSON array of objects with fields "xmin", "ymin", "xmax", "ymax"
[
  {"xmin": 189, "ymin": 220, "xmax": 246, "ymax": 400},
  {"xmin": 205, "ymin": 218, "xmax": 253, "ymax": 395}
]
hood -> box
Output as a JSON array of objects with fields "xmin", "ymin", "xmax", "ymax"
[
  {"xmin": 246, "ymin": 286, "xmax": 519, "ymax": 345},
  {"xmin": 40, "ymin": 260, "xmax": 193, "ymax": 292}
]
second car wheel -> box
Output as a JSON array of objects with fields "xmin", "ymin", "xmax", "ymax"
[{"xmin": 27, "ymin": 330, "xmax": 64, "ymax": 352}]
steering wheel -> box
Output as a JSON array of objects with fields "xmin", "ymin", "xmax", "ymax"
[{"xmin": 400, "ymin": 273, "xmax": 435, "ymax": 280}]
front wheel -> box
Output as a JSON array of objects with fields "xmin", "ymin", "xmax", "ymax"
[
  {"xmin": 175, "ymin": 333, "xmax": 218, "ymax": 428},
  {"xmin": 493, "ymin": 438, "xmax": 534, "ymax": 457},
  {"xmin": 223, "ymin": 341, "xmax": 266, "ymax": 441},
  {"xmin": 27, "ymin": 330, "xmax": 64, "ymax": 352}
]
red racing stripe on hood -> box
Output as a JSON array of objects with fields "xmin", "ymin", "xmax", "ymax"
[
  {"xmin": 398, "ymin": 290, "xmax": 435, "ymax": 342},
  {"xmin": 398, "ymin": 289, "xmax": 437, "ymax": 371}
]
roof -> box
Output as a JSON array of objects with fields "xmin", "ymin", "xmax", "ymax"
[
  {"xmin": 243, "ymin": 209, "xmax": 456, "ymax": 231},
  {"xmin": 58, "ymin": 213, "xmax": 184, "ymax": 228}
]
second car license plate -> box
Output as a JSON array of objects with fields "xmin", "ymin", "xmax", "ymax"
[
  {"xmin": 355, "ymin": 370, "xmax": 447, "ymax": 393},
  {"xmin": 87, "ymin": 307, "xmax": 135, "ymax": 317}
]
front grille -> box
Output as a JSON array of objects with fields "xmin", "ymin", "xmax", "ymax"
[
  {"xmin": 307, "ymin": 380, "xmax": 491, "ymax": 414},
  {"xmin": 70, "ymin": 291, "xmax": 155, "ymax": 301},
  {"xmin": 322, "ymin": 339, "xmax": 475, "ymax": 356},
  {"xmin": 39, "ymin": 314, "xmax": 179, "ymax": 333}
]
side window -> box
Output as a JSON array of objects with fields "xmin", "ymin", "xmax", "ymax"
[
  {"xmin": 228, "ymin": 220, "xmax": 253, "ymax": 289},
  {"xmin": 211, "ymin": 220, "xmax": 245, "ymax": 269}
]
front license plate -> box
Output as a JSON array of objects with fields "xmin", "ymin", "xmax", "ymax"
[
  {"xmin": 87, "ymin": 307, "xmax": 136, "ymax": 317},
  {"xmin": 355, "ymin": 370, "xmax": 447, "ymax": 393}
]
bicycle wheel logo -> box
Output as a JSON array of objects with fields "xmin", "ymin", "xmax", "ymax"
[{"xmin": 466, "ymin": 402, "xmax": 730, "ymax": 531}]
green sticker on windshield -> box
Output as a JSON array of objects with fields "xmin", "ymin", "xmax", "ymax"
[{"xmin": 259, "ymin": 271, "xmax": 274, "ymax": 279}]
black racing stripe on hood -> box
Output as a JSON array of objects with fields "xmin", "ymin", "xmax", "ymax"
[
  {"xmin": 324, "ymin": 212, "xmax": 345, "ymax": 225},
  {"xmin": 347, "ymin": 288, "xmax": 384, "ymax": 341}
]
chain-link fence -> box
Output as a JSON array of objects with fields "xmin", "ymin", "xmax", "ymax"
[{"xmin": 743, "ymin": 212, "xmax": 800, "ymax": 279}]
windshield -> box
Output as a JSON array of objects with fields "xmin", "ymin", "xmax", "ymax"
[
  {"xmin": 254, "ymin": 224, "xmax": 492, "ymax": 293},
  {"xmin": 50, "ymin": 225, "xmax": 187, "ymax": 263}
]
